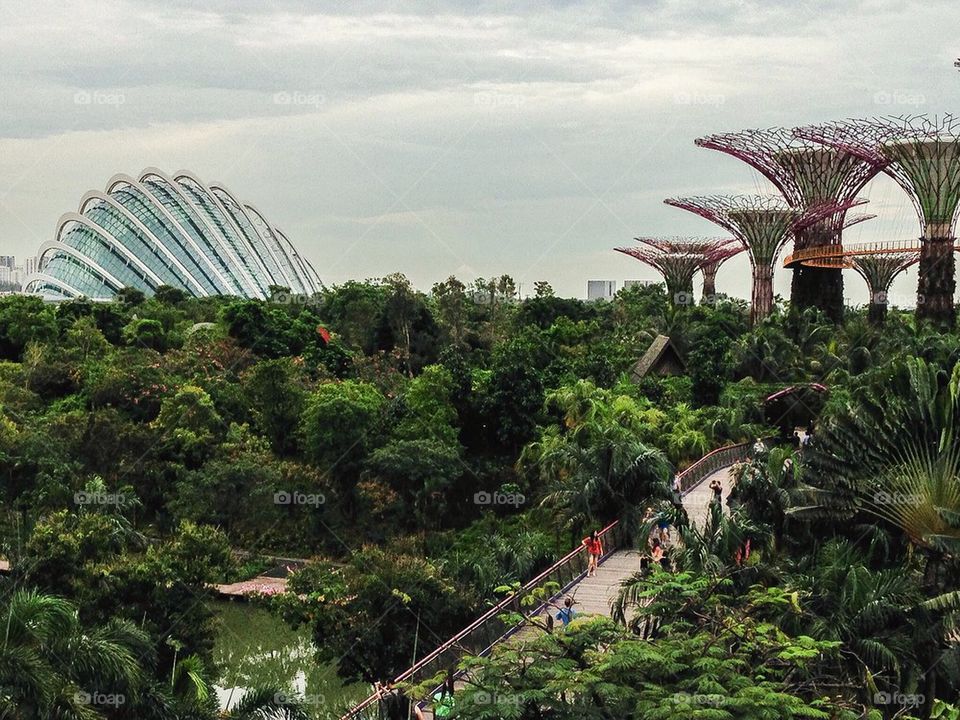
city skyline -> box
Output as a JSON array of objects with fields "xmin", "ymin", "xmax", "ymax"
[{"xmin": 0, "ymin": 254, "xmax": 37, "ymax": 292}]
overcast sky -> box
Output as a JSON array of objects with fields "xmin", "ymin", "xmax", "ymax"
[{"xmin": 0, "ymin": 0, "xmax": 956, "ymax": 303}]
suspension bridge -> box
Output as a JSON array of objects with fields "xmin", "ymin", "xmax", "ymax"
[{"xmin": 342, "ymin": 441, "xmax": 756, "ymax": 720}]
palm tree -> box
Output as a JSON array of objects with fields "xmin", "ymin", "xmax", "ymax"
[
  {"xmin": 220, "ymin": 687, "xmax": 309, "ymax": 720},
  {"xmin": 730, "ymin": 322, "xmax": 803, "ymax": 382},
  {"xmin": 671, "ymin": 502, "xmax": 770, "ymax": 575},
  {"xmin": 804, "ymin": 358, "xmax": 960, "ymax": 554},
  {"xmin": 781, "ymin": 539, "xmax": 920, "ymax": 694},
  {"xmin": 729, "ymin": 446, "xmax": 803, "ymax": 548},
  {"xmin": 835, "ymin": 314, "xmax": 886, "ymax": 375},
  {"xmin": 521, "ymin": 381, "xmax": 672, "ymax": 542},
  {"xmin": 0, "ymin": 589, "xmax": 149, "ymax": 719},
  {"xmin": 661, "ymin": 403, "xmax": 709, "ymax": 467},
  {"xmin": 446, "ymin": 526, "xmax": 553, "ymax": 595},
  {"xmin": 802, "ymin": 357, "xmax": 960, "ymax": 709}
]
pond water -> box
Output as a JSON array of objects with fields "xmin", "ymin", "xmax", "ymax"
[{"xmin": 213, "ymin": 601, "xmax": 367, "ymax": 718}]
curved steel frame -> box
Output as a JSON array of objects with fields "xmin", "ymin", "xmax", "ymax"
[
  {"xmin": 210, "ymin": 184, "xmax": 297, "ymax": 291},
  {"xmin": 175, "ymin": 171, "xmax": 276, "ymax": 295},
  {"xmin": 145, "ymin": 168, "xmax": 262, "ymax": 298},
  {"xmin": 27, "ymin": 168, "xmax": 319, "ymax": 301},
  {"xmin": 109, "ymin": 173, "xmax": 235, "ymax": 294},
  {"xmin": 78, "ymin": 190, "xmax": 208, "ymax": 296},
  {"xmin": 48, "ymin": 214, "xmax": 162, "ymax": 291}
]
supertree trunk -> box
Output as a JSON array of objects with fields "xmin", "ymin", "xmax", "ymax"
[
  {"xmin": 664, "ymin": 195, "xmax": 857, "ymax": 326},
  {"xmin": 751, "ymin": 265, "xmax": 774, "ymax": 323},
  {"xmin": 917, "ymin": 223, "xmax": 956, "ymax": 327},
  {"xmin": 693, "ymin": 129, "xmax": 878, "ymax": 325},
  {"xmin": 790, "ymin": 223, "xmax": 844, "ymax": 322},
  {"xmin": 853, "ymin": 252, "xmax": 917, "ymax": 327},
  {"xmin": 795, "ymin": 118, "xmax": 960, "ymax": 329},
  {"xmin": 867, "ymin": 296, "xmax": 887, "ymax": 325},
  {"xmin": 668, "ymin": 280, "xmax": 695, "ymax": 306},
  {"xmin": 701, "ymin": 261, "xmax": 718, "ymax": 302}
]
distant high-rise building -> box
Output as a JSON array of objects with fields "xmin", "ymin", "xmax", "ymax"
[
  {"xmin": 622, "ymin": 279, "xmax": 654, "ymax": 290},
  {"xmin": 0, "ymin": 255, "xmax": 36, "ymax": 290},
  {"xmin": 587, "ymin": 280, "xmax": 617, "ymax": 302}
]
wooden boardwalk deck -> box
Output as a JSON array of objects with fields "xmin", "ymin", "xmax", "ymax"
[
  {"xmin": 682, "ymin": 465, "xmax": 734, "ymax": 530},
  {"xmin": 566, "ymin": 550, "xmax": 644, "ymax": 615}
]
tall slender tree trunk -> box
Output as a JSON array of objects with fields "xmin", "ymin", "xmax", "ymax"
[
  {"xmin": 867, "ymin": 293, "xmax": 888, "ymax": 325},
  {"xmin": 917, "ymin": 225, "xmax": 956, "ymax": 327},
  {"xmin": 751, "ymin": 265, "xmax": 774, "ymax": 324},
  {"xmin": 701, "ymin": 262, "xmax": 718, "ymax": 304},
  {"xmin": 668, "ymin": 282, "xmax": 695, "ymax": 307},
  {"xmin": 789, "ymin": 223, "xmax": 844, "ymax": 323}
]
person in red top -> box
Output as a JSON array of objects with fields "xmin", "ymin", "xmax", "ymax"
[{"xmin": 582, "ymin": 530, "xmax": 603, "ymax": 577}]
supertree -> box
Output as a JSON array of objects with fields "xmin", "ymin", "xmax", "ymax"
[
  {"xmin": 665, "ymin": 195, "xmax": 864, "ymax": 323},
  {"xmin": 796, "ymin": 115, "xmax": 960, "ymax": 326},
  {"xmin": 850, "ymin": 252, "xmax": 919, "ymax": 325},
  {"xmin": 614, "ymin": 237, "xmax": 741, "ymax": 305},
  {"xmin": 695, "ymin": 128, "xmax": 881, "ymax": 322},
  {"xmin": 700, "ymin": 241, "xmax": 745, "ymax": 301}
]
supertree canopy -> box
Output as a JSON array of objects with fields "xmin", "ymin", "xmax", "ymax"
[
  {"xmin": 851, "ymin": 252, "xmax": 919, "ymax": 325},
  {"xmin": 797, "ymin": 115, "xmax": 960, "ymax": 326},
  {"xmin": 614, "ymin": 236, "xmax": 741, "ymax": 305},
  {"xmin": 665, "ymin": 195, "xmax": 863, "ymax": 323},
  {"xmin": 695, "ymin": 127, "xmax": 880, "ymax": 322}
]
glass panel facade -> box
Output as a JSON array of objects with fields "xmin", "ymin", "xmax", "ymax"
[
  {"xmin": 141, "ymin": 176, "xmax": 245, "ymax": 295},
  {"xmin": 83, "ymin": 203, "xmax": 188, "ymax": 290},
  {"xmin": 175, "ymin": 177, "xmax": 266, "ymax": 296},
  {"xmin": 58, "ymin": 224, "xmax": 157, "ymax": 291},
  {"xmin": 26, "ymin": 169, "xmax": 317, "ymax": 301},
  {"xmin": 113, "ymin": 186, "xmax": 220, "ymax": 295},
  {"xmin": 212, "ymin": 188, "xmax": 289, "ymax": 289}
]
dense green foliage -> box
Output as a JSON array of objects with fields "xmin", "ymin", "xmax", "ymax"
[{"xmin": 3, "ymin": 280, "xmax": 960, "ymax": 717}]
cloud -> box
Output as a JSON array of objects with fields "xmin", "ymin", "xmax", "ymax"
[{"xmin": 0, "ymin": 0, "xmax": 957, "ymax": 304}]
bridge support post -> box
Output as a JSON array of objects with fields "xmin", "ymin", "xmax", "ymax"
[
  {"xmin": 751, "ymin": 264, "xmax": 774, "ymax": 324},
  {"xmin": 790, "ymin": 224, "xmax": 844, "ymax": 323},
  {"xmin": 917, "ymin": 227, "xmax": 956, "ymax": 327}
]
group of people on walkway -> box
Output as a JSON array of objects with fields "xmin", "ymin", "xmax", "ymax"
[
  {"xmin": 373, "ymin": 453, "xmax": 767, "ymax": 719},
  {"xmin": 543, "ymin": 531, "xmax": 603, "ymax": 631},
  {"xmin": 639, "ymin": 507, "xmax": 674, "ymax": 574},
  {"xmin": 790, "ymin": 422, "xmax": 814, "ymax": 450}
]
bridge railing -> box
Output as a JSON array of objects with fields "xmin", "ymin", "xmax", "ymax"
[
  {"xmin": 782, "ymin": 238, "xmax": 932, "ymax": 267},
  {"xmin": 339, "ymin": 441, "xmax": 755, "ymax": 719},
  {"xmin": 676, "ymin": 440, "xmax": 754, "ymax": 495},
  {"xmin": 340, "ymin": 520, "xmax": 627, "ymax": 719}
]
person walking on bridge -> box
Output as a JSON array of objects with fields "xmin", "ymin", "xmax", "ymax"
[
  {"xmin": 375, "ymin": 681, "xmax": 421, "ymax": 720},
  {"xmin": 650, "ymin": 538, "xmax": 664, "ymax": 568},
  {"xmin": 556, "ymin": 596, "xmax": 577, "ymax": 627},
  {"xmin": 671, "ymin": 475, "xmax": 682, "ymax": 505},
  {"xmin": 582, "ymin": 530, "xmax": 603, "ymax": 577},
  {"xmin": 429, "ymin": 672, "xmax": 456, "ymax": 718},
  {"xmin": 709, "ymin": 478, "xmax": 723, "ymax": 506}
]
